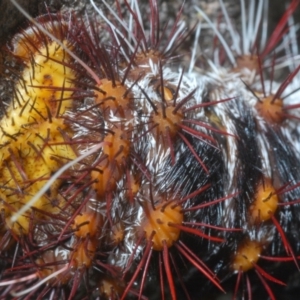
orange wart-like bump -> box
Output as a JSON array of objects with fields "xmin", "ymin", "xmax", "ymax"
[
  {"xmin": 119, "ymin": 186, "xmax": 235, "ymax": 299},
  {"xmin": 101, "ymin": 127, "xmax": 131, "ymax": 164},
  {"xmin": 145, "ymin": 66, "xmax": 234, "ymax": 172},
  {"xmin": 99, "ymin": 276, "xmax": 125, "ymax": 299},
  {"xmin": 151, "ymin": 106, "xmax": 183, "ymax": 141},
  {"xmin": 249, "ymin": 178, "xmax": 279, "ymax": 222},
  {"xmin": 143, "ymin": 202, "xmax": 183, "ymax": 251},
  {"xmin": 72, "ymin": 210, "xmax": 103, "ymax": 238},
  {"xmin": 255, "ymin": 95, "xmax": 284, "ymax": 124},
  {"xmin": 91, "ymin": 126, "xmax": 131, "ymax": 198},
  {"xmin": 92, "ymin": 166, "xmax": 118, "ymax": 197},
  {"xmin": 95, "ymin": 79, "xmax": 131, "ymax": 117},
  {"xmin": 232, "ymin": 237, "xmax": 287, "ymax": 300},
  {"xmin": 232, "ymin": 239, "xmax": 262, "ymax": 272},
  {"xmin": 251, "ymin": 61, "xmax": 300, "ymax": 125},
  {"xmin": 71, "ymin": 239, "xmax": 97, "ymax": 268}
]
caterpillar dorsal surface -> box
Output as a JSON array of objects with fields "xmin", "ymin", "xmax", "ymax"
[{"xmin": 1, "ymin": 0, "xmax": 300, "ymax": 299}]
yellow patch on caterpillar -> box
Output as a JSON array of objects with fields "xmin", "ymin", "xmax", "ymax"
[
  {"xmin": 1, "ymin": 41, "xmax": 75, "ymax": 140},
  {"xmin": 1, "ymin": 118, "xmax": 76, "ymax": 234},
  {"xmin": 0, "ymin": 38, "xmax": 77, "ymax": 234}
]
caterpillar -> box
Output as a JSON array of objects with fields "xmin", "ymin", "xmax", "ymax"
[{"xmin": 1, "ymin": 0, "xmax": 300, "ymax": 299}]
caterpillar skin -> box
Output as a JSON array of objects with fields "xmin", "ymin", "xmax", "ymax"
[{"xmin": 1, "ymin": 0, "xmax": 300, "ymax": 299}]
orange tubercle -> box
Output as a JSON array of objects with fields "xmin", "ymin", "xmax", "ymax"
[
  {"xmin": 92, "ymin": 126, "xmax": 131, "ymax": 198},
  {"xmin": 102, "ymin": 128, "xmax": 131, "ymax": 164},
  {"xmin": 232, "ymin": 239, "xmax": 262, "ymax": 272},
  {"xmin": 249, "ymin": 178, "xmax": 279, "ymax": 222},
  {"xmin": 151, "ymin": 106, "xmax": 183, "ymax": 140},
  {"xmin": 72, "ymin": 211, "xmax": 103, "ymax": 238},
  {"xmin": 95, "ymin": 79, "xmax": 130, "ymax": 117},
  {"xmin": 99, "ymin": 276, "xmax": 125, "ymax": 299},
  {"xmin": 92, "ymin": 166, "xmax": 118, "ymax": 198},
  {"xmin": 143, "ymin": 202, "xmax": 183, "ymax": 251},
  {"xmin": 71, "ymin": 239, "xmax": 97, "ymax": 269},
  {"xmin": 255, "ymin": 95, "xmax": 284, "ymax": 124}
]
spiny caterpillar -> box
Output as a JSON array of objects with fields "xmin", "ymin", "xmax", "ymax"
[{"xmin": 1, "ymin": 0, "xmax": 300, "ymax": 299}]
